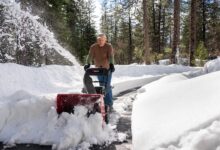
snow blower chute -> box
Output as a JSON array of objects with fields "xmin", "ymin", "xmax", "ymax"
[{"xmin": 56, "ymin": 68, "xmax": 110, "ymax": 123}]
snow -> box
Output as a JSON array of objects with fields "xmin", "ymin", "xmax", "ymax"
[
  {"xmin": 203, "ymin": 57, "xmax": 220, "ymax": 73},
  {"xmin": 4, "ymin": 54, "xmax": 14, "ymax": 60},
  {"xmin": 0, "ymin": 62, "xmax": 196, "ymax": 149},
  {"xmin": 114, "ymin": 64, "xmax": 196, "ymax": 78},
  {"xmin": 159, "ymin": 59, "xmax": 170, "ymax": 65},
  {"xmin": 0, "ymin": 98, "xmax": 114, "ymax": 149},
  {"xmin": 0, "ymin": 56, "xmax": 219, "ymax": 150},
  {"xmin": 157, "ymin": 121, "xmax": 220, "ymax": 150},
  {"xmin": 112, "ymin": 64, "xmax": 198, "ymax": 96},
  {"xmin": 113, "ymin": 64, "xmax": 197, "ymax": 83},
  {"xmin": 0, "ymin": 63, "xmax": 117, "ymax": 149},
  {"xmin": 132, "ymin": 58, "xmax": 220, "ymax": 150},
  {"xmin": 1, "ymin": 0, "xmax": 80, "ymax": 66},
  {"xmin": 1, "ymin": 0, "xmax": 219, "ymax": 149},
  {"xmin": 0, "ymin": 63, "xmax": 83, "ymax": 98},
  {"xmin": 117, "ymin": 133, "xmax": 127, "ymax": 142}
]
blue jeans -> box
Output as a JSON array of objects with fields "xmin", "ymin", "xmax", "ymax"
[{"xmin": 98, "ymin": 72, "xmax": 113, "ymax": 106}]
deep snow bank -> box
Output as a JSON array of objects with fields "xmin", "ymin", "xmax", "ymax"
[
  {"xmin": 0, "ymin": 95, "xmax": 114, "ymax": 149},
  {"xmin": 156, "ymin": 121, "xmax": 220, "ymax": 150},
  {"xmin": 114, "ymin": 64, "xmax": 197, "ymax": 78},
  {"xmin": 0, "ymin": 63, "xmax": 115, "ymax": 149},
  {"xmin": 185, "ymin": 57, "xmax": 220, "ymax": 78},
  {"xmin": 89, "ymin": 64, "xmax": 198, "ymax": 96},
  {"xmin": 203, "ymin": 57, "xmax": 220, "ymax": 73},
  {"xmin": 155, "ymin": 58, "xmax": 220, "ymax": 150},
  {"xmin": 132, "ymin": 58, "xmax": 220, "ymax": 150},
  {"xmin": 0, "ymin": 63, "xmax": 83, "ymax": 99},
  {"xmin": 112, "ymin": 64, "xmax": 199, "ymax": 96},
  {"xmin": 0, "ymin": 62, "xmax": 205, "ymax": 149}
]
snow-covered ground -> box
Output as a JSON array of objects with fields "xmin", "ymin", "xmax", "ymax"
[
  {"xmin": 0, "ymin": 63, "xmax": 115, "ymax": 150},
  {"xmin": 0, "ymin": 63, "xmax": 83, "ymax": 98},
  {"xmin": 132, "ymin": 57, "xmax": 220, "ymax": 150},
  {"xmin": 1, "ymin": 0, "xmax": 220, "ymax": 149},
  {"xmin": 0, "ymin": 61, "xmax": 198, "ymax": 149},
  {"xmin": 112, "ymin": 64, "xmax": 199, "ymax": 96},
  {"xmin": 113, "ymin": 64, "xmax": 198, "ymax": 83},
  {"xmin": 2, "ymin": 0, "xmax": 219, "ymax": 149}
]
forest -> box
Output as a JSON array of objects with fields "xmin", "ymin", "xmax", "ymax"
[{"xmin": 0, "ymin": 0, "xmax": 220, "ymax": 66}]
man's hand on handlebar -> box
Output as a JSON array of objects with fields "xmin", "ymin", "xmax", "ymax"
[
  {"xmin": 109, "ymin": 63, "xmax": 115, "ymax": 72},
  {"xmin": 84, "ymin": 64, "xmax": 90, "ymax": 71}
]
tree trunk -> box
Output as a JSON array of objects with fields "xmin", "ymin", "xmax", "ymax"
[
  {"xmin": 171, "ymin": 0, "xmax": 180, "ymax": 64},
  {"xmin": 114, "ymin": 0, "xmax": 117, "ymax": 45},
  {"xmin": 161, "ymin": 7, "xmax": 166, "ymax": 53},
  {"xmin": 189, "ymin": 0, "xmax": 197, "ymax": 66},
  {"xmin": 158, "ymin": 0, "xmax": 162, "ymax": 53},
  {"xmin": 152, "ymin": 0, "xmax": 156, "ymax": 52},
  {"xmin": 143, "ymin": 0, "xmax": 150, "ymax": 64},
  {"xmin": 128, "ymin": 10, "xmax": 133, "ymax": 63},
  {"xmin": 169, "ymin": 20, "xmax": 172, "ymax": 48},
  {"xmin": 202, "ymin": 0, "xmax": 206, "ymax": 46}
]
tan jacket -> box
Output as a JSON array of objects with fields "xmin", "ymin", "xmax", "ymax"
[{"xmin": 88, "ymin": 43, "xmax": 114, "ymax": 69}]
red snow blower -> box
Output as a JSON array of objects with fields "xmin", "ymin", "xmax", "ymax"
[{"xmin": 56, "ymin": 68, "xmax": 110, "ymax": 123}]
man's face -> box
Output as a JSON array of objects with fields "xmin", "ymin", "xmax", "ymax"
[{"xmin": 97, "ymin": 36, "xmax": 106, "ymax": 47}]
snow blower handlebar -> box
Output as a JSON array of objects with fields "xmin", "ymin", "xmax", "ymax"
[
  {"xmin": 83, "ymin": 68, "xmax": 110, "ymax": 94},
  {"xmin": 85, "ymin": 68, "xmax": 109, "ymax": 76}
]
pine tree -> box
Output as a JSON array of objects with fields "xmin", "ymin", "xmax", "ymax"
[
  {"xmin": 195, "ymin": 41, "xmax": 208, "ymax": 66},
  {"xmin": 143, "ymin": 0, "xmax": 150, "ymax": 64},
  {"xmin": 171, "ymin": 0, "xmax": 180, "ymax": 64},
  {"xmin": 189, "ymin": 0, "xmax": 197, "ymax": 66}
]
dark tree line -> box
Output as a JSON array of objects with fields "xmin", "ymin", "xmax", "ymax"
[
  {"xmin": 1, "ymin": 0, "xmax": 219, "ymax": 66},
  {"xmin": 100, "ymin": 0, "xmax": 220, "ymax": 66}
]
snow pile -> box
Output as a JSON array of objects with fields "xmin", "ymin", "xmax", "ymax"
[
  {"xmin": 114, "ymin": 64, "xmax": 197, "ymax": 78},
  {"xmin": 159, "ymin": 59, "xmax": 170, "ymax": 65},
  {"xmin": 0, "ymin": 63, "xmax": 83, "ymax": 98},
  {"xmin": 185, "ymin": 57, "xmax": 220, "ymax": 78},
  {"xmin": 132, "ymin": 70, "xmax": 220, "ymax": 150},
  {"xmin": 157, "ymin": 121, "xmax": 220, "ymax": 150},
  {"xmin": 203, "ymin": 57, "xmax": 220, "ymax": 73},
  {"xmin": 0, "ymin": 93, "xmax": 114, "ymax": 149},
  {"xmin": 112, "ymin": 64, "xmax": 198, "ymax": 96},
  {"xmin": 0, "ymin": 63, "xmax": 116, "ymax": 149},
  {"xmin": 113, "ymin": 64, "xmax": 198, "ymax": 83},
  {"xmin": 0, "ymin": 61, "xmax": 214, "ymax": 149}
]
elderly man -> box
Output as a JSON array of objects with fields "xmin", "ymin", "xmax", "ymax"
[{"xmin": 84, "ymin": 33, "xmax": 115, "ymax": 108}]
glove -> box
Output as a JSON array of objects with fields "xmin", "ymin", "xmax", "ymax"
[
  {"xmin": 109, "ymin": 63, "xmax": 115, "ymax": 72},
  {"xmin": 84, "ymin": 64, "xmax": 90, "ymax": 71}
]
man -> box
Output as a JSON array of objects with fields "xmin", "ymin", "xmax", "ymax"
[{"xmin": 84, "ymin": 33, "xmax": 115, "ymax": 108}]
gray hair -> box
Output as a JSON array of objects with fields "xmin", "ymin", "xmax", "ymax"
[{"xmin": 97, "ymin": 33, "xmax": 107, "ymax": 39}]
